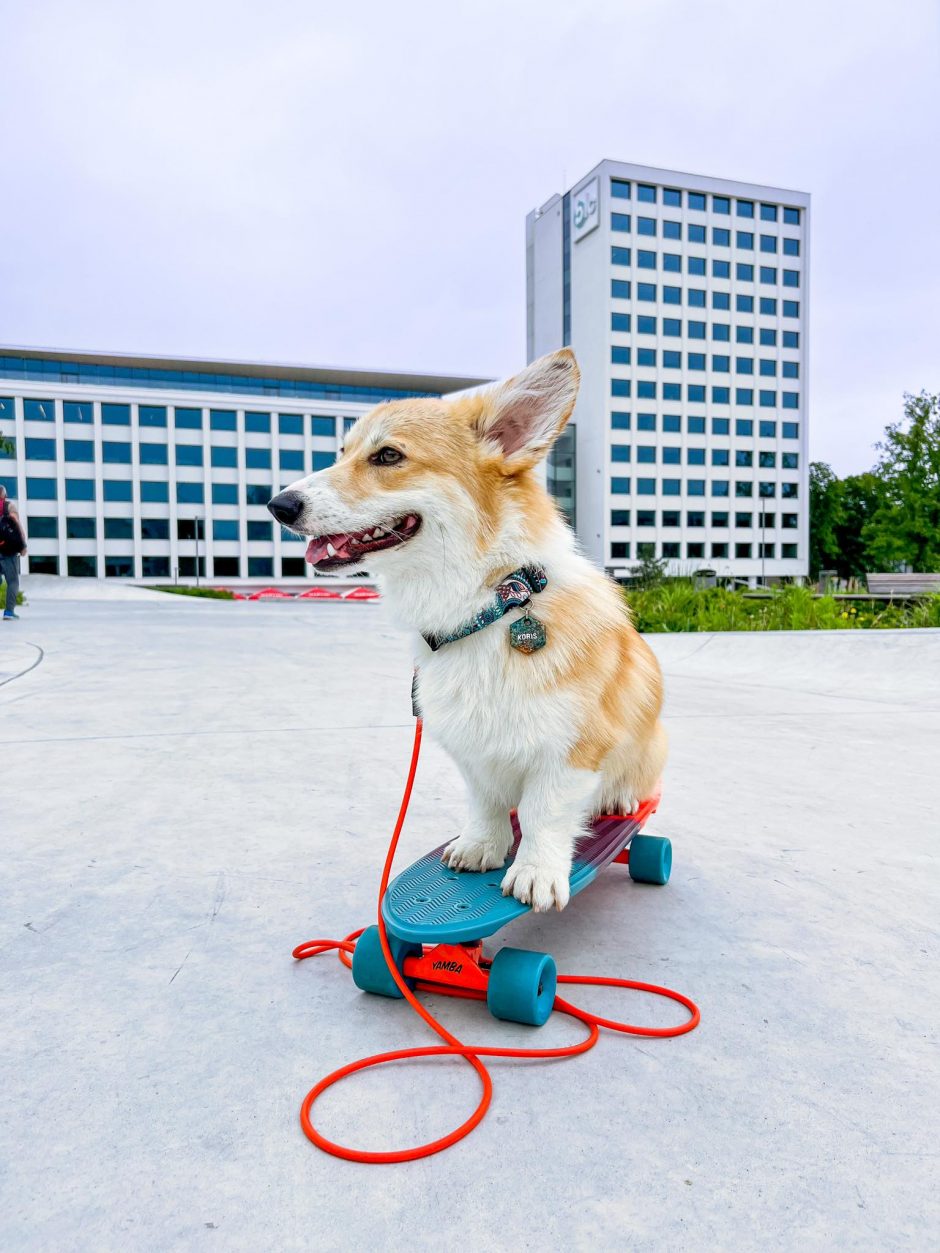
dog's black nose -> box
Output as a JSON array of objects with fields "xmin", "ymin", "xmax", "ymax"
[{"xmin": 267, "ymin": 491, "xmax": 305, "ymax": 526}]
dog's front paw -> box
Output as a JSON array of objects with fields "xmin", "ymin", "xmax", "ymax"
[
  {"xmin": 442, "ymin": 830, "xmax": 510, "ymax": 873},
  {"xmin": 501, "ymin": 857, "xmax": 571, "ymax": 912}
]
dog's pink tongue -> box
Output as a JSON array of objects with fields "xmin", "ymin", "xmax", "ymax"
[{"xmin": 305, "ymin": 534, "xmax": 350, "ymax": 564}]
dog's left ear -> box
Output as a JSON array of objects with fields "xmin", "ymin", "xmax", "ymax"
[{"xmin": 474, "ymin": 349, "xmax": 580, "ymax": 472}]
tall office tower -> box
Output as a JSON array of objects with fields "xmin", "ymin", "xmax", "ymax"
[{"xmin": 527, "ymin": 161, "xmax": 810, "ymax": 583}]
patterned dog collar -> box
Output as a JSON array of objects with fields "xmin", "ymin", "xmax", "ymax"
[{"xmin": 422, "ymin": 565, "xmax": 548, "ymax": 652}]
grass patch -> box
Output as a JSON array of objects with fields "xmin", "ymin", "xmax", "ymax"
[
  {"xmin": 147, "ymin": 585, "xmax": 236, "ymax": 600},
  {"xmin": 0, "ymin": 581, "xmax": 24, "ymax": 606},
  {"xmin": 627, "ymin": 582, "xmax": 940, "ymax": 633}
]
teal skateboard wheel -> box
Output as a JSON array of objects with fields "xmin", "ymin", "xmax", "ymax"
[
  {"xmin": 628, "ymin": 835, "xmax": 672, "ymax": 885},
  {"xmin": 351, "ymin": 925, "xmax": 422, "ymax": 998},
  {"xmin": 486, "ymin": 946, "xmax": 557, "ymax": 1027}
]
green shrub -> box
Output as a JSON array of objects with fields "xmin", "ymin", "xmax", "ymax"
[
  {"xmin": 147, "ymin": 585, "xmax": 235, "ymax": 600},
  {"xmin": 0, "ymin": 580, "xmax": 24, "ymax": 606}
]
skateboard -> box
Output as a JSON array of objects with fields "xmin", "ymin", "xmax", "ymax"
[{"xmin": 351, "ymin": 798, "xmax": 672, "ymax": 1027}]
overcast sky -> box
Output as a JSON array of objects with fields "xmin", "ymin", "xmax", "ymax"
[{"xmin": 1, "ymin": 0, "xmax": 937, "ymax": 474}]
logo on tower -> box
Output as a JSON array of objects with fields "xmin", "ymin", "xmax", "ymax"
[{"xmin": 571, "ymin": 178, "xmax": 599, "ymax": 242}]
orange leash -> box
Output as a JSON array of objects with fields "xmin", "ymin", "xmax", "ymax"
[{"xmin": 292, "ymin": 718, "xmax": 700, "ymax": 1163}]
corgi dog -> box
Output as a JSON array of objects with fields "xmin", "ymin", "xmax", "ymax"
[{"xmin": 268, "ymin": 349, "xmax": 666, "ymax": 911}]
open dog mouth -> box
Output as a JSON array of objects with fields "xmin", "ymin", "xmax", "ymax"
[{"xmin": 305, "ymin": 514, "xmax": 422, "ymax": 570}]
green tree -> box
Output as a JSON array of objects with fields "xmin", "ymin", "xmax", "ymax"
[
  {"xmin": 809, "ymin": 460, "xmax": 841, "ymax": 579},
  {"xmin": 864, "ymin": 392, "xmax": 940, "ymax": 572},
  {"xmin": 833, "ymin": 472, "xmax": 883, "ymax": 580}
]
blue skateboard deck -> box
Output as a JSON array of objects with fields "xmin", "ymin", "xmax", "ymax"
[{"xmin": 382, "ymin": 805, "xmax": 655, "ymax": 945}]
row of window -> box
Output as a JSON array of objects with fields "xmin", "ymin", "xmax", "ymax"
[
  {"xmin": 3, "ymin": 397, "xmax": 350, "ymax": 436},
  {"xmin": 612, "ymin": 249, "xmax": 800, "ymax": 279},
  {"xmin": 610, "ymin": 181, "xmax": 801, "ymax": 224},
  {"xmin": 610, "ymin": 479, "xmax": 800, "ymax": 498},
  {"xmin": 611, "ymin": 380, "xmax": 799, "ymax": 406},
  {"xmin": 611, "ymin": 215, "xmax": 800, "ymax": 252},
  {"xmin": 612, "ymin": 447, "xmax": 798, "ymax": 467},
  {"xmin": 25, "ymin": 515, "xmax": 302, "ymax": 542},
  {"xmin": 611, "ymin": 281, "xmax": 800, "ymax": 314},
  {"xmin": 611, "ymin": 314, "xmax": 800, "ymax": 347},
  {"xmin": 611, "ymin": 348, "xmax": 798, "ymax": 376},
  {"xmin": 23, "ymin": 478, "xmax": 277, "ymax": 504},
  {"xmin": 610, "ymin": 541, "xmax": 798, "ymax": 560},
  {"xmin": 10, "ymin": 439, "xmax": 334, "ymax": 471},
  {"xmin": 25, "ymin": 555, "xmax": 308, "ymax": 579},
  {"xmin": 611, "ymin": 413, "xmax": 799, "ymax": 438},
  {"xmin": 611, "ymin": 509, "xmax": 797, "ymax": 529}
]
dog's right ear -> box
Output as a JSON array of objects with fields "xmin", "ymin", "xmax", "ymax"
[{"xmin": 473, "ymin": 349, "xmax": 579, "ymax": 473}]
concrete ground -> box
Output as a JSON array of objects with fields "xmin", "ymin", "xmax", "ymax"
[{"xmin": 2, "ymin": 582, "xmax": 938, "ymax": 1252}]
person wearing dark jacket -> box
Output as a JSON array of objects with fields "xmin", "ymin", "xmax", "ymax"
[{"xmin": 0, "ymin": 484, "xmax": 26, "ymax": 621}]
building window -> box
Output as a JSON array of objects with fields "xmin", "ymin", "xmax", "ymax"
[
  {"xmin": 611, "ymin": 313, "xmax": 632, "ymax": 334},
  {"xmin": 177, "ymin": 482, "xmax": 204, "ymax": 504},
  {"xmin": 26, "ymin": 515, "xmax": 58, "ymax": 538},
  {"xmin": 782, "ymin": 422, "xmax": 799, "ymax": 439},
  {"xmin": 67, "ymin": 555, "xmax": 97, "ymax": 577},
  {"xmin": 210, "ymin": 409, "xmax": 237, "ymax": 431},
  {"xmin": 638, "ymin": 413, "xmax": 656, "ymax": 430},
  {"xmin": 280, "ymin": 449, "xmax": 304, "ymax": 471},
  {"xmin": 66, "ymin": 517, "xmax": 96, "ymax": 539},
  {"xmin": 712, "ymin": 292, "xmax": 730, "ymax": 310},
  {"xmin": 101, "ymin": 403, "xmax": 130, "ymax": 426},
  {"xmin": 688, "ymin": 480, "xmax": 706, "ymax": 496},
  {"xmin": 687, "ymin": 510, "xmax": 705, "ymax": 526},
  {"xmin": 688, "ymin": 290, "xmax": 706, "ymax": 308},
  {"xmin": 637, "ymin": 510, "xmax": 655, "ymax": 526},
  {"xmin": 662, "ymin": 542, "xmax": 680, "ymax": 558},
  {"xmin": 311, "ymin": 416, "xmax": 336, "ymax": 437},
  {"xmin": 688, "ymin": 352, "xmax": 706, "ymax": 371},
  {"xmin": 25, "ymin": 437, "xmax": 55, "ymax": 459},
  {"xmin": 759, "ymin": 421, "xmax": 777, "ymax": 438},
  {"xmin": 736, "ymin": 450, "xmax": 753, "ymax": 467},
  {"xmin": 281, "ymin": 557, "xmax": 306, "ymax": 577},
  {"xmin": 688, "ymin": 192, "xmax": 706, "ymax": 211},
  {"xmin": 611, "ymin": 179, "xmax": 631, "ymax": 199},
  {"xmin": 141, "ymin": 518, "xmax": 170, "ymax": 540},
  {"xmin": 712, "ymin": 195, "xmax": 730, "ymax": 214},
  {"xmin": 637, "ymin": 217, "xmax": 656, "ymax": 236},
  {"xmin": 782, "ymin": 543, "xmax": 798, "ymax": 559},
  {"xmin": 782, "ymin": 330, "xmax": 799, "ymax": 349},
  {"xmin": 611, "ymin": 542, "xmax": 631, "ymax": 559},
  {"xmin": 637, "ymin": 184, "xmax": 656, "ymax": 203},
  {"xmin": 713, "ymin": 259, "xmax": 732, "ymax": 279},
  {"xmin": 63, "ymin": 401, "xmax": 93, "ymax": 424},
  {"xmin": 736, "ymin": 231, "xmax": 754, "ymax": 250},
  {"xmin": 760, "ymin": 359, "xmax": 777, "ymax": 377},
  {"xmin": 637, "ymin": 446, "xmax": 656, "ymax": 464},
  {"xmin": 637, "ymin": 479, "xmax": 656, "ymax": 495},
  {"xmin": 611, "ymin": 379, "xmax": 631, "ymax": 398},
  {"xmin": 246, "ymin": 447, "xmax": 271, "ymax": 470},
  {"xmin": 735, "ymin": 543, "xmax": 752, "ymax": 559},
  {"xmin": 135, "ymin": 443, "xmax": 166, "ymax": 466},
  {"xmin": 612, "ymin": 346, "xmax": 632, "ymax": 365},
  {"xmin": 24, "ymin": 398, "xmax": 54, "ymax": 422},
  {"xmin": 783, "ymin": 300, "xmax": 800, "ymax": 317},
  {"xmin": 760, "ymin": 204, "xmax": 778, "ymax": 221},
  {"xmin": 637, "ymin": 315, "xmax": 656, "ymax": 333},
  {"xmin": 737, "ymin": 200, "xmax": 754, "ymax": 218},
  {"xmin": 142, "ymin": 557, "xmax": 170, "ymax": 578},
  {"xmin": 105, "ymin": 556, "xmax": 134, "ymax": 578},
  {"xmin": 736, "ymin": 263, "xmax": 754, "ymax": 281},
  {"xmin": 247, "ymin": 520, "xmax": 272, "ymax": 542},
  {"xmin": 713, "ymin": 228, "xmax": 731, "ymax": 247},
  {"xmin": 781, "ymin": 482, "xmax": 799, "ymax": 499},
  {"xmin": 103, "ymin": 480, "xmax": 132, "ymax": 502},
  {"xmin": 611, "ymin": 477, "xmax": 631, "ymax": 494},
  {"xmin": 760, "ymin": 266, "xmax": 777, "ymax": 285},
  {"xmin": 688, "ymin": 321, "xmax": 706, "ymax": 340},
  {"xmin": 737, "ymin": 295, "xmax": 754, "ymax": 313},
  {"xmin": 712, "ymin": 481, "xmax": 730, "ymax": 498},
  {"xmin": 712, "ymin": 511, "xmax": 729, "ymax": 527},
  {"xmin": 612, "ymin": 445, "xmax": 631, "ymax": 463},
  {"xmin": 736, "ymin": 357, "xmax": 754, "ymax": 375},
  {"xmin": 663, "ymin": 414, "xmax": 681, "ymax": 433},
  {"xmin": 278, "ymin": 413, "xmax": 303, "ymax": 435},
  {"xmin": 759, "ymin": 328, "xmax": 777, "ymax": 347},
  {"xmin": 611, "ymin": 411, "xmax": 631, "ymax": 430},
  {"xmin": 637, "ymin": 381, "xmax": 656, "ymax": 398},
  {"xmin": 688, "ymin": 385, "xmax": 706, "ymax": 403},
  {"xmin": 712, "ymin": 355, "xmax": 730, "ymax": 373},
  {"xmin": 759, "ymin": 481, "xmax": 776, "ymax": 498},
  {"xmin": 783, "ymin": 270, "xmax": 800, "ymax": 288},
  {"xmin": 611, "ymin": 279, "xmax": 631, "ymax": 300},
  {"xmin": 760, "ymin": 298, "xmax": 777, "ymax": 316},
  {"xmin": 783, "ymin": 207, "xmax": 800, "ymax": 225},
  {"xmin": 611, "ymin": 212, "xmax": 631, "ymax": 233},
  {"xmin": 712, "ymin": 418, "xmax": 730, "ymax": 435},
  {"xmin": 736, "ymin": 482, "xmax": 754, "ymax": 498},
  {"xmin": 662, "ymin": 479, "xmax": 681, "ymax": 496},
  {"xmin": 735, "ymin": 389, "xmax": 754, "ymax": 407},
  {"xmin": 210, "ymin": 446, "xmax": 237, "ymax": 468},
  {"xmin": 213, "ymin": 519, "xmax": 239, "ymax": 541},
  {"xmin": 246, "ymin": 411, "xmax": 271, "ymax": 433},
  {"xmin": 175, "ymin": 407, "xmax": 202, "ymax": 429},
  {"xmin": 760, "ymin": 234, "xmax": 778, "ymax": 253},
  {"xmin": 759, "ymin": 390, "xmax": 776, "ymax": 408},
  {"xmin": 662, "ymin": 447, "xmax": 680, "ymax": 465},
  {"xmin": 711, "ymin": 449, "xmax": 729, "ymax": 466},
  {"xmin": 213, "ymin": 557, "xmax": 239, "ymax": 577},
  {"xmin": 611, "ymin": 509, "xmax": 630, "ymax": 526},
  {"xmin": 663, "ymin": 220, "xmax": 681, "ymax": 240},
  {"xmin": 783, "ymin": 237, "xmax": 800, "ymax": 257},
  {"xmin": 245, "ymin": 484, "xmax": 271, "ymax": 505},
  {"xmin": 688, "ymin": 256, "xmax": 706, "ymax": 276},
  {"xmin": 759, "ymin": 450, "xmax": 776, "ymax": 468},
  {"xmin": 139, "ymin": 405, "xmax": 167, "ymax": 427},
  {"xmin": 211, "ymin": 483, "xmax": 238, "ymax": 507},
  {"xmin": 613, "ymin": 246, "xmax": 633, "ymax": 266},
  {"xmin": 102, "ymin": 440, "xmax": 132, "ymax": 464},
  {"xmin": 65, "ymin": 478, "xmax": 95, "ymax": 501},
  {"xmin": 176, "ymin": 444, "xmax": 203, "ymax": 466},
  {"xmin": 637, "ymin": 283, "xmax": 656, "ymax": 302},
  {"xmin": 663, "ymin": 349, "xmax": 681, "ymax": 368},
  {"xmin": 688, "ymin": 223, "xmax": 706, "ymax": 243},
  {"xmin": 782, "ymin": 452, "xmax": 799, "ymax": 470},
  {"xmin": 141, "ymin": 481, "xmax": 169, "ymax": 503}
]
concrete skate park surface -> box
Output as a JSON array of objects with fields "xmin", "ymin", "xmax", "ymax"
[{"xmin": 2, "ymin": 579, "xmax": 937, "ymax": 1251}]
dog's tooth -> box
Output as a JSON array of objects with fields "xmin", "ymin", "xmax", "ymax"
[
  {"xmin": 326, "ymin": 542, "xmax": 337, "ymax": 558},
  {"xmin": 373, "ymin": 528, "xmax": 385, "ymax": 539}
]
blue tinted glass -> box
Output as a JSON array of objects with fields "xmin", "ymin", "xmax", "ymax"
[
  {"xmin": 712, "ymin": 387, "xmax": 730, "ymax": 404},
  {"xmin": 712, "ymin": 292, "xmax": 730, "ymax": 310},
  {"xmin": 612, "ymin": 445, "xmax": 631, "ymax": 462},
  {"xmin": 663, "ymin": 220, "xmax": 681, "ymax": 239},
  {"xmin": 245, "ymin": 411, "xmax": 271, "ymax": 432},
  {"xmin": 177, "ymin": 481, "xmax": 204, "ymax": 503},
  {"xmin": 637, "ymin": 184, "xmax": 656, "ymax": 202},
  {"xmin": 611, "ymin": 379, "xmax": 631, "ymax": 397},
  {"xmin": 688, "ymin": 384, "xmax": 706, "ymax": 402},
  {"xmin": 688, "ymin": 224, "xmax": 706, "ymax": 243},
  {"xmin": 139, "ymin": 443, "xmax": 167, "ymax": 464},
  {"xmin": 637, "ymin": 217, "xmax": 656, "ymax": 236},
  {"xmin": 612, "ymin": 476, "xmax": 631, "ymax": 493},
  {"xmin": 712, "ymin": 324, "xmax": 730, "ymax": 341},
  {"xmin": 713, "ymin": 196, "xmax": 730, "ymax": 214},
  {"xmin": 713, "ymin": 228, "xmax": 730, "ymax": 246},
  {"xmin": 24, "ymin": 398, "xmax": 54, "ymax": 421},
  {"xmin": 280, "ymin": 449, "xmax": 304, "ymax": 470},
  {"xmin": 688, "ymin": 257, "xmax": 706, "ymax": 276},
  {"xmin": 214, "ymin": 520, "xmax": 239, "ymax": 541},
  {"xmin": 688, "ymin": 448, "xmax": 707, "ymax": 465},
  {"xmin": 637, "ymin": 381, "xmax": 656, "ymax": 399},
  {"xmin": 663, "ymin": 286, "xmax": 681, "ymax": 305},
  {"xmin": 63, "ymin": 401, "xmax": 93, "ymax": 424},
  {"xmin": 637, "ymin": 283, "xmax": 656, "ymax": 302},
  {"xmin": 637, "ymin": 348, "xmax": 655, "ymax": 366},
  {"xmin": 312, "ymin": 451, "xmax": 335, "ymax": 470},
  {"xmin": 176, "ymin": 444, "xmax": 203, "ymax": 466},
  {"xmin": 245, "ymin": 484, "xmax": 271, "ymax": 505},
  {"xmin": 712, "ymin": 481, "xmax": 729, "ymax": 496},
  {"xmin": 663, "ymin": 382, "xmax": 681, "ymax": 400},
  {"xmin": 612, "ymin": 246, "xmax": 632, "ymax": 266},
  {"xmin": 760, "ymin": 328, "xmax": 776, "ymax": 345},
  {"xmin": 782, "ymin": 392, "xmax": 799, "ymax": 409},
  {"xmin": 737, "ymin": 263, "xmax": 753, "ymax": 281},
  {"xmin": 760, "ymin": 420, "xmax": 777, "ymax": 437},
  {"xmin": 760, "ymin": 359, "xmax": 777, "ymax": 376},
  {"xmin": 761, "ymin": 203, "xmax": 778, "ymax": 221},
  {"xmin": 782, "ymin": 331, "xmax": 799, "ymax": 348},
  {"xmin": 210, "ymin": 409, "xmax": 236, "ymax": 431},
  {"xmin": 0, "ymin": 397, "xmax": 13, "ymax": 424},
  {"xmin": 311, "ymin": 415, "xmax": 335, "ymax": 437},
  {"xmin": 663, "ymin": 350, "xmax": 681, "ymax": 368},
  {"xmin": 25, "ymin": 437, "xmax": 55, "ymax": 459},
  {"xmin": 637, "ymin": 315, "xmax": 656, "ymax": 333},
  {"xmin": 636, "ymin": 249, "xmax": 654, "ymax": 268},
  {"xmin": 663, "ymin": 479, "xmax": 681, "ymax": 496},
  {"xmin": 64, "ymin": 438, "xmax": 94, "ymax": 461},
  {"xmin": 141, "ymin": 480, "xmax": 170, "ymax": 502},
  {"xmin": 783, "ymin": 238, "xmax": 799, "ymax": 256},
  {"xmin": 759, "ymin": 390, "xmax": 776, "ymax": 407},
  {"xmin": 688, "ymin": 321, "xmax": 706, "ymax": 339},
  {"xmin": 175, "ymin": 408, "xmax": 202, "ymax": 429},
  {"xmin": 712, "ymin": 355, "xmax": 730, "ymax": 372},
  {"xmin": 688, "ymin": 192, "xmax": 706, "ymax": 211},
  {"xmin": 662, "ymin": 447, "xmax": 680, "ymax": 464},
  {"xmin": 737, "ymin": 357, "xmax": 754, "ymax": 374},
  {"xmin": 638, "ymin": 413, "xmax": 656, "ymax": 431},
  {"xmin": 663, "ymin": 318, "xmax": 681, "ymax": 336},
  {"xmin": 211, "ymin": 446, "xmax": 237, "ymax": 467},
  {"xmin": 760, "ymin": 266, "xmax": 776, "ymax": 284},
  {"xmin": 737, "ymin": 296, "xmax": 754, "ymax": 314},
  {"xmin": 611, "ymin": 212, "xmax": 631, "ymax": 232},
  {"xmin": 713, "ymin": 260, "xmax": 730, "ymax": 278},
  {"xmin": 663, "ymin": 253, "xmax": 681, "ymax": 272},
  {"xmin": 611, "ymin": 509, "xmax": 630, "ymax": 525},
  {"xmin": 688, "ymin": 416, "xmax": 706, "ymax": 434},
  {"xmin": 736, "ymin": 419, "xmax": 753, "ymax": 436},
  {"xmin": 782, "ymin": 422, "xmax": 799, "ymax": 438},
  {"xmin": 102, "ymin": 441, "xmax": 131, "ymax": 463},
  {"xmin": 783, "ymin": 207, "xmax": 800, "ymax": 225},
  {"xmin": 688, "ymin": 353, "xmax": 706, "ymax": 370},
  {"xmin": 663, "ymin": 415, "xmax": 681, "ymax": 432},
  {"xmin": 783, "ymin": 300, "xmax": 799, "ymax": 317},
  {"xmin": 613, "ymin": 346, "xmax": 632, "ymax": 364},
  {"xmin": 611, "ymin": 280, "xmax": 631, "ymax": 299},
  {"xmin": 246, "ymin": 447, "xmax": 271, "ymax": 469},
  {"xmin": 782, "ymin": 362, "xmax": 799, "ymax": 379},
  {"xmin": 66, "ymin": 478, "xmax": 95, "ymax": 500},
  {"xmin": 611, "ymin": 179, "xmax": 631, "ymax": 199},
  {"xmin": 737, "ymin": 231, "xmax": 754, "ymax": 249},
  {"xmin": 688, "ymin": 289, "xmax": 706, "ymax": 307},
  {"xmin": 102, "ymin": 403, "xmax": 130, "ymax": 425},
  {"xmin": 212, "ymin": 482, "xmax": 238, "ymax": 504},
  {"xmin": 737, "ymin": 200, "xmax": 754, "ymax": 218},
  {"xmin": 104, "ymin": 479, "xmax": 133, "ymax": 502},
  {"xmin": 760, "ymin": 298, "xmax": 777, "ymax": 315},
  {"xmin": 611, "ymin": 411, "xmax": 631, "ymax": 429},
  {"xmin": 139, "ymin": 405, "xmax": 167, "ymax": 427},
  {"xmin": 760, "ymin": 235, "xmax": 777, "ymax": 253},
  {"xmin": 663, "ymin": 188, "xmax": 682, "ymax": 206},
  {"xmin": 783, "ymin": 270, "xmax": 799, "ymax": 288}
]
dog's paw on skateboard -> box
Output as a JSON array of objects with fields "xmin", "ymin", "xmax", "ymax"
[
  {"xmin": 442, "ymin": 831, "xmax": 509, "ymax": 873},
  {"xmin": 501, "ymin": 858, "xmax": 571, "ymax": 912}
]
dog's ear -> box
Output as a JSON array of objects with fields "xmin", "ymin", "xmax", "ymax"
[{"xmin": 473, "ymin": 349, "xmax": 579, "ymax": 472}]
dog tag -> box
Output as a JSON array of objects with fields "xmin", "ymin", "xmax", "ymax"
[{"xmin": 509, "ymin": 612, "xmax": 546, "ymax": 654}]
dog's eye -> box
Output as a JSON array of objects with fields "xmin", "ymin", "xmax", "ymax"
[{"xmin": 370, "ymin": 446, "xmax": 404, "ymax": 466}]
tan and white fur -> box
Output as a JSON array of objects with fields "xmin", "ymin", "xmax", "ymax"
[{"xmin": 270, "ymin": 349, "xmax": 666, "ymax": 911}]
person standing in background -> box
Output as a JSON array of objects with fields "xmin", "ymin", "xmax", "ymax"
[{"xmin": 0, "ymin": 484, "xmax": 26, "ymax": 621}]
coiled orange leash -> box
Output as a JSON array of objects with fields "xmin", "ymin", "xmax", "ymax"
[{"xmin": 292, "ymin": 718, "xmax": 700, "ymax": 1163}]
